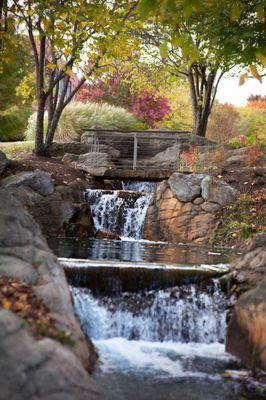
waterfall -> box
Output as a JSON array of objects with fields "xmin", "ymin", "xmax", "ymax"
[
  {"xmin": 86, "ymin": 189, "xmax": 152, "ymax": 239},
  {"xmin": 122, "ymin": 181, "xmax": 156, "ymax": 193},
  {"xmin": 71, "ymin": 281, "xmax": 226, "ymax": 344}
]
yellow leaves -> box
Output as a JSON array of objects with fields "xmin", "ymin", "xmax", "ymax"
[
  {"xmin": 66, "ymin": 67, "xmax": 74, "ymax": 77},
  {"xmin": 46, "ymin": 62, "xmax": 56, "ymax": 70},
  {"xmin": 256, "ymin": 2, "xmax": 265, "ymax": 22},
  {"xmin": 238, "ymin": 73, "xmax": 247, "ymax": 86},
  {"xmin": 239, "ymin": 65, "xmax": 263, "ymax": 86},
  {"xmin": 249, "ymin": 65, "xmax": 262, "ymax": 83},
  {"xmin": 256, "ymin": 53, "xmax": 266, "ymax": 67},
  {"xmin": 230, "ymin": 4, "xmax": 242, "ymax": 22},
  {"xmin": 61, "ymin": 12, "xmax": 68, "ymax": 20}
]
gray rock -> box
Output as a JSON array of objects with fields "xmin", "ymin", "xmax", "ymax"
[
  {"xmin": 80, "ymin": 131, "xmax": 95, "ymax": 144},
  {"xmin": 51, "ymin": 141, "xmax": 94, "ymax": 157},
  {"xmin": 193, "ymin": 197, "xmax": 204, "ymax": 205},
  {"xmin": 63, "ymin": 152, "xmax": 114, "ymax": 175},
  {"xmin": 0, "ymin": 171, "xmax": 54, "ymax": 196},
  {"xmin": 201, "ymin": 176, "xmax": 238, "ymax": 206},
  {"xmin": 200, "ymin": 201, "xmax": 221, "ymax": 213},
  {"xmin": 169, "ymin": 172, "xmax": 205, "ymax": 203},
  {"xmin": 0, "ymin": 311, "xmax": 101, "ymax": 400},
  {"xmin": 0, "ymin": 150, "xmax": 8, "ymax": 176},
  {"xmin": 0, "ymin": 190, "xmax": 99, "ymax": 385},
  {"xmin": 148, "ymin": 143, "xmax": 181, "ymax": 168},
  {"xmin": 1, "ymin": 183, "xmax": 78, "ymax": 237}
]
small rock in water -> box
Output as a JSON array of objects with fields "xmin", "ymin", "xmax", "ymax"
[{"xmin": 96, "ymin": 229, "xmax": 121, "ymax": 240}]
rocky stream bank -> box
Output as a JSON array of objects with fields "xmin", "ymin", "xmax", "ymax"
[{"xmin": 0, "ymin": 145, "xmax": 265, "ymax": 398}]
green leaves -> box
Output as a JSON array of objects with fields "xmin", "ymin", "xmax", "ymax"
[
  {"xmin": 256, "ymin": 2, "xmax": 266, "ymax": 22},
  {"xmin": 139, "ymin": 0, "xmax": 158, "ymax": 17},
  {"xmin": 230, "ymin": 4, "xmax": 242, "ymax": 22},
  {"xmin": 159, "ymin": 42, "xmax": 168, "ymax": 58}
]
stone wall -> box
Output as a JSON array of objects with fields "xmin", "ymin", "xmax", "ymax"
[{"xmin": 143, "ymin": 172, "xmax": 238, "ymax": 244}]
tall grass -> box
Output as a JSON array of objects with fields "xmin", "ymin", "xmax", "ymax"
[{"xmin": 25, "ymin": 101, "xmax": 142, "ymax": 142}]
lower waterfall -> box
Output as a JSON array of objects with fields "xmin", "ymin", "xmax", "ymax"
[{"xmin": 71, "ymin": 281, "xmax": 226, "ymax": 343}]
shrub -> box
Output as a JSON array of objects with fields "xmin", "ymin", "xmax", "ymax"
[
  {"xmin": 159, "ymin": 85, "xmax": 193, "ymax": 130},
  {"xmin": 75, "ymin": 74, "xmax": 170, "ymax": 128},
  {"xmin": 236, "ymin": 107, "xmax": 266, "ymax": 144},
  {"xmin": 206, "ymin": 103, "xmax": 239, "ymax": 144},
  {"xmin": 229, "ymin": 134, "xmax": 248, "ymax": 149},
  {"xmin": 0, "ymin": 105, "xmax": 31, "ymax": 142},
  {"xmin": 56, "ymin": 102, "xmax": 142, "ymax": 141},
  {"xmin": 26, "ymin": 101, "xmax": 142, "ymax": 142},
  {"xmin": 131, "ymin": 90, "xmax": 170, "ymax": 128},
  {"xmin": 247, "ymin": 95, "xmax": 266, "ymax": 112},
  {"xmin": 25, "ymin": 112, "xmax": 48, "ymax": 141}
]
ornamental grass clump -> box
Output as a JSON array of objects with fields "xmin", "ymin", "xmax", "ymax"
[
  {"xmin": 25, "ymin": 101, "xmax": 141, "ymax": 142},
  {"xmin": 56, "ymin": 101, "xmax": 141, "ymax": 142}
]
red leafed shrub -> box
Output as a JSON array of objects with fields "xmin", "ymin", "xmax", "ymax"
[
  {"xmin": 180, "ymin": 146, "xmax": 199, "ymax": 169},
  {"xmin": 75, "ymin": 75, "xmax": 170, "ymax": 128},
  {"xmin": 131, "ymin": 90, "xmax": 171, "ymax": 128}
]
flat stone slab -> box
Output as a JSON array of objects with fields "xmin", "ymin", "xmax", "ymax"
[{"xmin": 60, "ymin": 257, "xmax": 230, "ymax": 295}]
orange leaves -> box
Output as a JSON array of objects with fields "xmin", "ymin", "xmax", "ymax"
[
  {"xmin": 1, "ymin": 298, "xmax": 11, "ymax": 310},
  {"xmin": 0, "ymin": 276, "xmax": 72, "ymax": 344}
]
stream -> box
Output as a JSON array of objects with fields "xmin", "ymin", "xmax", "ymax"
[{"xmin": 49, "ymin": 181, "xmax": 257, "ymax": 400}]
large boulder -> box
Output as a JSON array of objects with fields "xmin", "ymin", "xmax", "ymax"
[
  {"xmin": 0, "ymin": 170, "xmax": 55, "ymax": 196},
  {"xmin": 226, "ymin": 235, "xmax": 266, "ymax": 370},
  {"xmin": 0, "ymin": 174, "xmax": 88, "ymax": 237},
  {"xmin": 0, "ymin": 311, "xmax": 100, "ymax": 400},
  {"xmin": 63, "ymin": 152, "xmax": 114, "ymax": 176},
  {"xmin": 147, "ymin": 143, "xmax": 181, "ymax": 168},
  {"xmin": 0, "ymin": 150, "xmax": 8, "ymax": 176},
  {"xmin": 201, "ymin": 175, "xmax": 238, "ymax": 206},
  {"xmin": 169, "ymin": 172, "xmax": 205, "ymax": 202},
  {"xmin": 0, "ymin": 191, "xmax": 100, "ymax": 397},
  {"xmin": 230, "ymin": 233, "xmax": 266, "ymax": 295},
  {"xmin": 226, "ymin": 278, "xmax": 266, "ymax": 370}
]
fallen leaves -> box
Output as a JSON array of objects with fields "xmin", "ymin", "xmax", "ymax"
[{"xmin": 0, "ymin": 277, "xmax": 73, "ymax": 345}]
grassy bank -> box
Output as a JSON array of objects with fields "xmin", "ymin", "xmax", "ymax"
[{"xmin": 0, "ymin": 141, "xmax": 34, "ymax": 159}]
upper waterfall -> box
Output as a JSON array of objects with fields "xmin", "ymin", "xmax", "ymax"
[{"xmin": 86, "ymin": 188, "xmax": 152, "ymax": 239}]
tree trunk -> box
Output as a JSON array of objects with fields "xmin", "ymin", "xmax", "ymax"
[
  {"xmin": 34, "ymin": 93, "xmax": 46, "ymax": 156},
  {"xmin": 187, "ymin": 66, "xmax": 216, "ymax": 137}
]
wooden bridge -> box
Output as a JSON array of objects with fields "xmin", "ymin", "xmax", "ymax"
[{"xmin": 79, "ymin": 129, "xmax": 216, "ymax": 181}]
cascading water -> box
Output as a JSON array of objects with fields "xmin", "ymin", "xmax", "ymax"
[
  {"xmin": 62, "ymin": 180, "xmax": 243, "ymax": 399},
  {"xmin": 86, "ymin": 189, "xmax": 152, "ymax": 239},
  {"xmin": 71, "ymin": 282, "xmax": 226, "ymax": 343},
  {"xmin": 122, "ymin": 181, "xmax": 157, "ymax": 193}
]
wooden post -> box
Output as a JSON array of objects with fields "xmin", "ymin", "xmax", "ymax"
[{"xmin": 133, "ymin": 133, "xmax": 138, "ymax": 170}]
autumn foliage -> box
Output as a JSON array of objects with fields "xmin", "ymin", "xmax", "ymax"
[
  {"xmin": 75, "ymin": 74, "xmax": 170, "ymax": 128},
  {"xmin": 246, "ymin": 94, "xmax": 266, "ymax": 113}
]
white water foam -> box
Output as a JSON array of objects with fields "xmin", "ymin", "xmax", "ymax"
[{"xmin": 94, "ymin": 338, "xmax": 233, "ymax": 378}]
